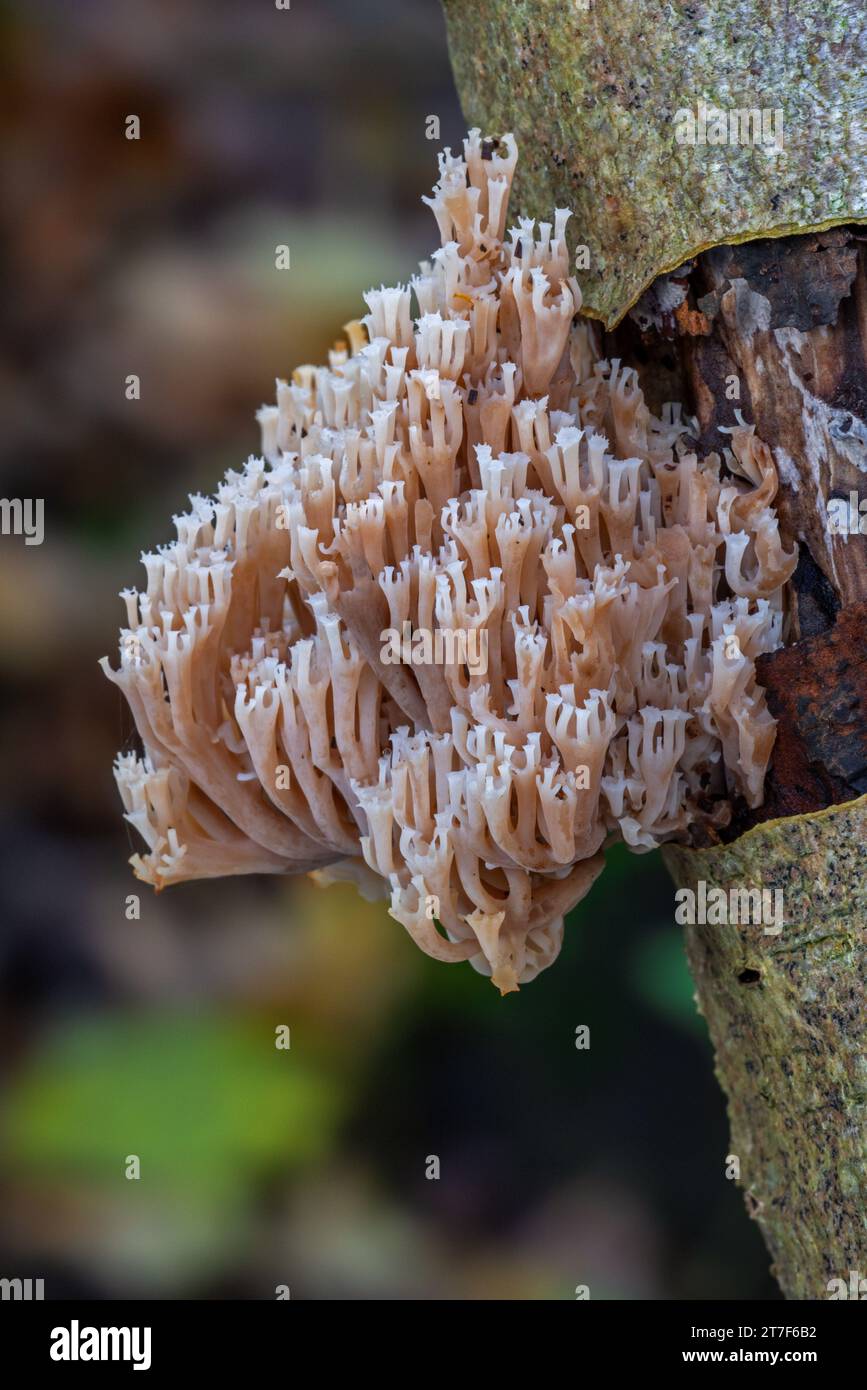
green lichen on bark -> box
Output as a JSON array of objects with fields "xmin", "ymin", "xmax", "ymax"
[
  {"xmin": 442, "ymin": 0, "xmax": 867, "ymax": 326},
  {"xmin": 664, "ymin": 796, "xmax": 867, "ymax": 1300}
]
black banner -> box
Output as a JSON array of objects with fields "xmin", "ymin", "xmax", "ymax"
[{"xmin": 1, "ymin": 1298, "xmax": 861, "ymax": 1374}]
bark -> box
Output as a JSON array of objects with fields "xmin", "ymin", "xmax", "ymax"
[
  {"xmin": 442, "ymin": 0, "xmax": 867, "ymax": 328},
  {"xmin": 664, "ymin": 797, "xmax": 867, "ymax": 1301},
  {"xmin": 442, "ymin": 0, "xmax": 867, "ymax": 1297}
]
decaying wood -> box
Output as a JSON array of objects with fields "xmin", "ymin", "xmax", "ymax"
[
  {"xmin": 755, "ymin": 600, "xmax": 867, "ymax": 821},
  {"xmin": 664, "ymin": 233, "xmax": 867, "ymax": 623},
  {"xmin": 609, "ymin": 229, "xmax": 867, "ymax": 835},
  {"xmin": 615, "ymin": 230, "xmax": 867, "ymax": 634}
]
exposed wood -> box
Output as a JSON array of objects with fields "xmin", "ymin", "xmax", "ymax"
[
  {"xmin": 615, "ymin": 230, "xmax": 867, "ymax": 634},
  {"xmin": 611, "ymin": 229, "xmax": 867, "ymax": 830},
  {"xmin": 679, "ymin": 233, "xmax": 867, "ymax": 621},
  {"xmin": 755, "ymin": 600, "xmax": 867, "ymax": 818}
]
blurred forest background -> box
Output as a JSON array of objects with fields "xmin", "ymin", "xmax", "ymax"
[{"xmin": 0, "ymin": 0, "xmax": 778, "ymax": 1299}]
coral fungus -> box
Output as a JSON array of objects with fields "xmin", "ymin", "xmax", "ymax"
[{"xmin": 102, "ymin": 131, "xmax": 796, "ymax": 992}]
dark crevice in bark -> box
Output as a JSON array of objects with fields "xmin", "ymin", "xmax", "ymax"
[
  {"xmin": 791, "ymin": 541, "xmax": 841, "ymax": 639},
  {"xmin": 612, "ymin": 228, "xmax": 867, "ymax": 832}
]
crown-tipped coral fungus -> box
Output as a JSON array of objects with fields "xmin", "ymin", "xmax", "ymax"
[{"xmin": 102, "ymin": 131, "xmax": 796, "ymax": 993}]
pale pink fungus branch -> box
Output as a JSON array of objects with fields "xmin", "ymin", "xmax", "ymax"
[{"xmin": 102, "ymin": 131, "xmax": 796, "ymax": 993}]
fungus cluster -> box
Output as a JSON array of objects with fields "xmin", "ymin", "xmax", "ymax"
[{"xmin": 103, "ymin": 131, "xmax": 797, "ymax": 992}]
